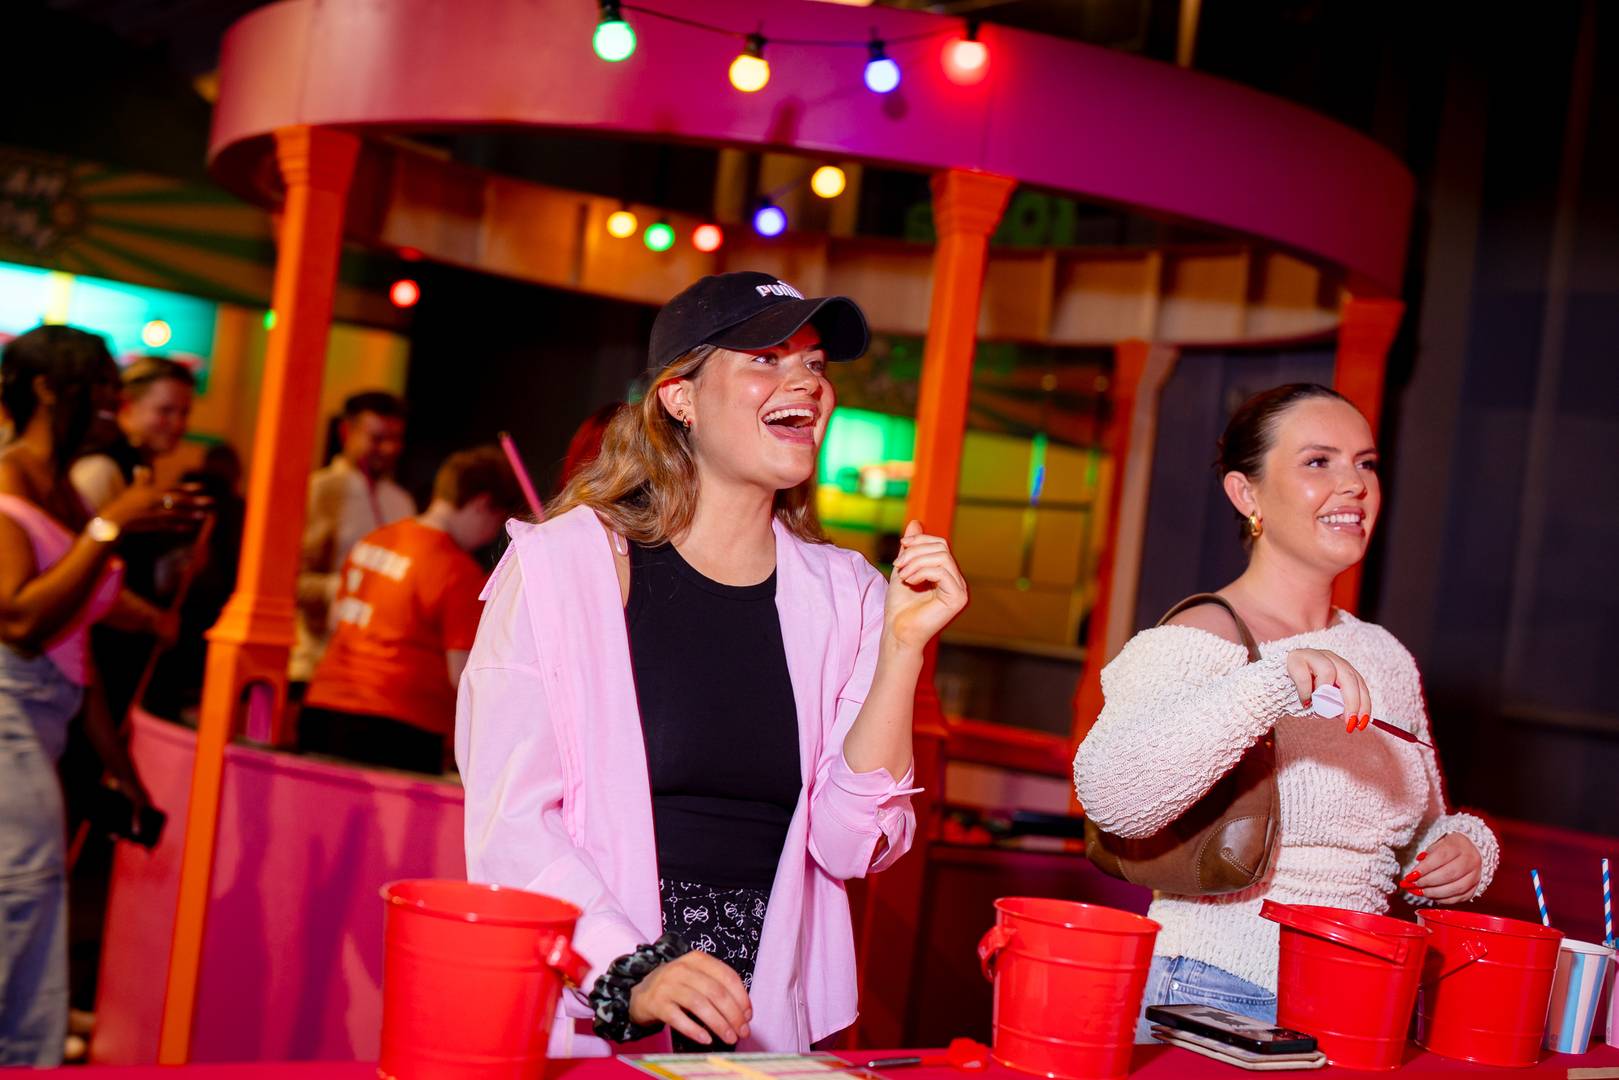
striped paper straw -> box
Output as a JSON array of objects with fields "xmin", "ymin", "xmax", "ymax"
[
  {"xmin": 1603, "ymin": 858, "xmax": 1612, "ymax": 946},
  {"xmin": 1532, "ymin": 867, "xmax": 1550, "ymax": 927}
]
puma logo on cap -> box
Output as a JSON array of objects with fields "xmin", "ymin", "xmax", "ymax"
[{"xmin": 755, "ymin": 281, "xmax": 805, "ymax": 299}]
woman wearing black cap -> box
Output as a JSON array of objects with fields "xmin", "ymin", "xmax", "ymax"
[{"xmin": 457, "ymin": 272, "xmax": 967, "ymax": 1054}]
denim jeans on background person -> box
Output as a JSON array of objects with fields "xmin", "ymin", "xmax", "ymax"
[
  {"xmin": 1134, "ymin": 954, "xmax": 1278, "ymax": 1044},
  {"xmin": 0, "ymin": 647, "xmax": 82, "ymax": 1067}
]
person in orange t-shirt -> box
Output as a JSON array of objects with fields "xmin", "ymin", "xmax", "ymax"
[{"xmin": 300, "ymin": 446, "xmax": 525, "ymax": 773}]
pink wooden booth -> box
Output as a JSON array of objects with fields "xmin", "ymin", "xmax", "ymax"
[{"xmin": 92, "ymin": 712, "xmax": 463, "ymax": 1064}]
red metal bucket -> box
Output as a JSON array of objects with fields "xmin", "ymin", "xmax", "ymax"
[
  {"xmin": 977, "ymin": 898, "xmax": 1160, "ymax": 1080},
  {"xmin": 1262, "ymin": 900, "xmax": 1426, "ymax": 1071},
  {"xmin": 1415, "ymin": 909, "xmax": 1563, "ymax": 1067},
  {"xmin": 379, "ymin": 880, "xmax": 590, "ymax": 1080}
]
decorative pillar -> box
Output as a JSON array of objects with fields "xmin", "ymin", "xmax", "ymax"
[
  {"xmin": 905, "ymin": 169, "xmax": 1016, "ymax": 536},
  {"xmin": 852, "ymin": 168, "xmax": 1014, "ymax": 1048},
  {"xmin": 1331, "ymin": 296, "xmax": 1404, "ymax": 614},
  {"xmin": 159, "ymin": 125, "xmax": 359, "ymax": 1064},
  {"xmin": 1069, "ymin": 340, "xmax": 1178, "ymax": 762}
]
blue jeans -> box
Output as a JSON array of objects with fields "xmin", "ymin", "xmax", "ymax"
[
  {"xmin": 1135, "ymin": 955, "xmax": 1277, "ymax": 1044},
  {"xmin": 0, "ymin": 647, "xmax": 81, "ymax": 1066}
]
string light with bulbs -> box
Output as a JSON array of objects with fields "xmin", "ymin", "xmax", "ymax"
[
  {"xmin": 591, "ymin": 3, "xmax": 989, "ymax": 97},
  {"xmin": 601, "ymin": 157, "xmax": 855, "ymax": 249}
]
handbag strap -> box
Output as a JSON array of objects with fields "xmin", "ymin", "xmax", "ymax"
[{"xmin": 1157, "ymin": 593, "xmax": 1261, "ymax": 663}]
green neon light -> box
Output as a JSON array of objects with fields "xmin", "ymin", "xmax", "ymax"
[{"xmin": 0, "ymin": 260, "xmax": 217, "ymax": 391}]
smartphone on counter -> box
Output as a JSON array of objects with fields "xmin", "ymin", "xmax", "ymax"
[{"xmin": 1145, "ymin": 1004, "xmax": 1317, "ymax": 1055}]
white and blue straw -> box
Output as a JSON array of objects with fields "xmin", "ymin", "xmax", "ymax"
[
  {"xmin": 1532, "ymin": 868, "xmax": 1550, "ymax": 928},
  {"xmin": 1603, "ymin": 858, "xmax": 1612, "ymax": 946}
]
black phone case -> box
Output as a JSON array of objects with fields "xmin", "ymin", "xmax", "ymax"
[
  {"xmin": 89, "ymin": 786, "xmax": 167, "ymax": 849},
  {"xmin": 1145, "ymin": 1004, "xmax": 1317, "ymax": 1055}
]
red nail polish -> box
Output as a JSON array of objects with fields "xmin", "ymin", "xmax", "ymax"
[
  {"xmin": 1346, "ymin": 717, "xmax": 1356, "ymax": 733},
  {"xmin": 1410, "ymin": 887, "xmax": 1424, "ymax": 896},
  {"xmin": 1417, "ymin": 852, "xmax": 1428, "ymax": 861}
]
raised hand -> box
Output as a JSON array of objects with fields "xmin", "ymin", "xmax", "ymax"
[{"xmin": 885, "ymin": 520, "xmax": 969, "ymax": 652}]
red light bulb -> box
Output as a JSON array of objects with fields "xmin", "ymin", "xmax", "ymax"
[
  {"xmin": 943, "ymin": 36, "xmax": 988, "ymax": 85},
  {"xmin": 692, "ymin": 224, "xmax": 724, "ymax": 253},
  {"xmin": 390, "ymin": 279, "xmax": 420, "ymax": 308}
]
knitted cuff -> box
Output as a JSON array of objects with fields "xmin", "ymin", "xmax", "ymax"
[{"xmin": 1232, "ymin": 656, "xmax": 1305, "ymax": 739}]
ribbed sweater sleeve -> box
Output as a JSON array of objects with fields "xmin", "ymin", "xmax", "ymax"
[{"xmin": 1073, "ymin": 625, "xmax": 1301, "ymax": 839}]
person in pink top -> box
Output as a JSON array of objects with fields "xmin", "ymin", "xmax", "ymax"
[
  {"xmin": 456, "ymin": 272, "xmax": 969, "ymax": 1056},
  {"xmin": 0, "ymin": 326, "xmax": 200, "ymax": 1065}
]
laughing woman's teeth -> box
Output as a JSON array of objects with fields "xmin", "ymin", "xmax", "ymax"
[
  {"xmin": 1320, "ymin": 513, "xmax": 1360, "ymax": 525},
  {"xmin": 763, "ymin": 408, "xmax": 814, "ymax": 425}
]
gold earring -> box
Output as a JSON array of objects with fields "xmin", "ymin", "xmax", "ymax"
[
  {"xmin": 1248, "ymin": 512, "xmax": 1263, "ymax": 539},
  {"xmin": 682, "ymin": 414, "xmax": 692, "ymax": 430}
]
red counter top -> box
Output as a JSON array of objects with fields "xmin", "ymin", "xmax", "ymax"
[{"xmin": 51, "ymin": 1043, "xmax": 1619, "ymax": 1078}]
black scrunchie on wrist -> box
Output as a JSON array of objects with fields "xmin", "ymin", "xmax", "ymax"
[{"xmin": 589, "ymin": 932, "xmax": 691, "ymax": 1043}]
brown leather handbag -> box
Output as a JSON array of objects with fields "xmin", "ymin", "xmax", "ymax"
[{"xmin": 1082, "ymin": 594, "xmax": 1280, "ymax": 896}]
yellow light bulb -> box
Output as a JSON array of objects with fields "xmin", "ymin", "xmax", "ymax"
[
  {"xmin": 606, "ymin": 210, "xmax": 638, "ymax": 238},
  {"xmin": 141, "ymin": 319, "xmax": 172, "ymax": 348},
  {"xmin": 729, "ymin": 53, "xmax": 770, "ymax": 93},
  {"xmin": 811, "ymin": 165, "xmax": 847, "ymax": 199}
]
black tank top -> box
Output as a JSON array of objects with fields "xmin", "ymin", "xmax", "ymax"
[{"xmin": 627, "ymin": 542, "xmax": 802, "ymax": 889}]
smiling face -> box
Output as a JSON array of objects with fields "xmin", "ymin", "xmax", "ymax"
[
  {"xmin": 1226, "ymin": 396, "xmax": 1381, "ymax": 575},
  {"xmin": 342, "ymin": 410, "xmax": 406, "ymax": 480},
  {"xmin": 658, "ymin": 325, "xmax": 834, "ymax": 496},
  {"xmin": 122, "ymin": 377, "xmax": 193, "ymax": 456}
]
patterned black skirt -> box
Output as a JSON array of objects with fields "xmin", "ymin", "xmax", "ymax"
[{"xmin": 659, "ymin": 878, "xmax": 770, "ymax": 1052}]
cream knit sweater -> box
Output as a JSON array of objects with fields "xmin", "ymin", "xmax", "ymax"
[{"xmin": 1072, "ymin": 612, "xmax": 1499, "ymax": 993}]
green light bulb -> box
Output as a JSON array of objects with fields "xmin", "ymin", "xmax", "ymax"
[
  {"xmin": 593, "ymin": 19, "xmax": 636, "ymax": 62},
  {"xmin": 644, "ymin": 222, "xmax": 675, "ymax": 252}
]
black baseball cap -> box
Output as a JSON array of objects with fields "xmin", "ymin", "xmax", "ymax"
[{"xmin": 647, "ymin": 271, "xmax": 870, "ymax": 374}]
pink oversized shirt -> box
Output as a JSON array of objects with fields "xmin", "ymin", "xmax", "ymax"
[{"xmin": 455, "ymin": 507, "xmax": 919, "ymax": 1056}]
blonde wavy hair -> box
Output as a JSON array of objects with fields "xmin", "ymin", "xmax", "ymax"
[{"xmin": 548, "ymin": 346, "xmax": 828, "ymax": 546}]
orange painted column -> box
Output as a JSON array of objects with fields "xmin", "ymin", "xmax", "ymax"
[
  {"xmin": 1331, "ymin": 296, "xmax": 1404, "ymax": 614},
  {"xmin": 905, "ymin": 169, "xmax": 1016, "ymax": 534},
  {"xmin": 1068, "ymin": 340, "xmax": 1179, "ymax": 767},
  {"xmin": 852, "ymin": 168, "xmax": 1014, "ymax": 1048},
  {"xmin": 158, "ymin": 125, "xmax": 359, "ymax": 1064}
]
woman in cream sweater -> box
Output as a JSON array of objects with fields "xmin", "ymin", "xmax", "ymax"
[{"xmin": 1073, "ymin": 383, "xmax": 1498, "ymax": 1037}]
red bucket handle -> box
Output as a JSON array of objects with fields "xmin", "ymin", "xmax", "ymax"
[
  {"xmin": 1260, "ymin": 900, "xmax": 1417, "ymax": 965},
  {"xmin": 1427, "ymin": 936, "xmax": 1489, "ymax": 980},
  {"xmin": 539, "ymin": 933, "xmax": 592, "ymax": 989},
  {"xmin": 977, "ymin": 925, "xmax": 1014, "ymax": 982}
]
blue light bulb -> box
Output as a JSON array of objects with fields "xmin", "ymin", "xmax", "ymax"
[
  {"xmin": 864, "ymin": 56, "xmax": 901, "ymax": 94},
  {"xmin": 753, "ymin": 204, "xmax": 787, "ymax": 237}
]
